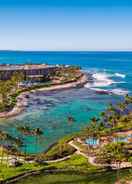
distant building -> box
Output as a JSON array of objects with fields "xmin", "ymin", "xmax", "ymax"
[{"xmin": 0, "ymin": 64, "xmax": 58, "ymax": 81}]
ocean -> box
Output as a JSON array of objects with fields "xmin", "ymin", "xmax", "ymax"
[{"xmin": 0, "ymin": 51, "xmax": 132, "ymax": 153}]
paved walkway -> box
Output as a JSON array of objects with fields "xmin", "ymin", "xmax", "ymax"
[
  {"xmin": 68, "ymin": 140, "xmax": 132, "ymax": 169},
  {"xmin": 45, "ymin": 155, "xmax": 71, "ymax": 163},
  {"xmin": 0, "ymin": 154, "xmax": 72, "ymax": 165},
  {"xmin": 68, "ymin": 140, "xmax": 100, "ymax": 167},
  {"xmin": 1, "ymin": 139, "xmax": 132, "ymax": 169}
]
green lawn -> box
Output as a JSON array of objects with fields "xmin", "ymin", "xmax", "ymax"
[
  {"xmin": 13, "ymin": 168, "xmax": 131, "ymax": 184},
  {"xmin": 1, "ymin": 154, "xmax": 131, "ymax": 184},
  {"xmin": 48, "ymin": 154, "xmax": 98, "ymax": 171},
  {"xmin": 0, "ymin": 163, "xmax": 43, "ymax": 181},
  {"xmin": 0, "ymin": 154, "xmax": 92, "ymax": 181}
]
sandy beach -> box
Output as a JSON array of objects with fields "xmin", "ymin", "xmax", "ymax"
[{"xmin": 0, "ymin": 74, "xmax": 87, "ymax": 119}]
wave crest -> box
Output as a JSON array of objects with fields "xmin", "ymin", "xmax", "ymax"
[
  {"xmin": 88, "ymin": 87, "xmax": 129, "ymax": 96},
  {"xmin": 111, "ymin": 89, "xmax": 129, "ymax": 96},
  {"xmin": 85, "ymin": 72, "xmax": 114, "ymax": 88},
  {"xmin": 115, "ymin": 73, "xmax": 126, "ymax": 78}
]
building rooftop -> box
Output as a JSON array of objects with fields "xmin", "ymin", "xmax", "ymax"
[{"xmin": 0, "ymin": 64, "xmax": 57, "ymax": 71}]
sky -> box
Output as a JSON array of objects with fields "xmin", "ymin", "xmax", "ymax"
[{"xmin": 0, "ymin": 0, "xmax": 132, "ymax": 51}]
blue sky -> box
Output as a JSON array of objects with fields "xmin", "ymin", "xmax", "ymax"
[{"xmin": 0, "ymin": 0, "xmax": 132, "ymax": 51}]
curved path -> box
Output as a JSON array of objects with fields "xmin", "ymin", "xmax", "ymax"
[
  {"xmin": 0, "ymin": 138, "xmax": 131, "ymax": 169},
  {"xmin": 68, "ymin": 140, "xmax": 100, "ymax": 167},
  {"xmin": 45, "ymin": 155, "xmax": 71, "ymax": 163},
  {"xmin": 68, "ymin": 140, "xmax": 132, "ymax": 169}
]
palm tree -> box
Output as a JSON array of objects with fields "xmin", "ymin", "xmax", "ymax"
[
  {"xmin": 0, "ymin": 131, "xmax": 22, "ymax": 166},
  {"xmin": 17, "ymin": 126, "xmax": 33, "ymax": 159},
  {"xmin": 0, "ymin": 131, "xmax": 10, "ymax": 165},
  {"xmin": 107, "ymin": 103, "xmax": 115, "ymax": 112},
  {"xmin": 33, "ymin": 128, "xmax": 43, "ymax": 153},
  {"xmin": 83, "ymin": 118, "xmax": 101, "ymax": 151},
  {"xmin": 17, "ymin": 126, "xmax": 43, "ymax": 157},
  {"xmin": 11, "ymin": 71, "xmax": 24, "ymax": 90},
  {"xmin": 107, "ymin": 115, "xmax": 117, "ymax": 127},
  {"xmin": 98, "ymin": 142, "xmax": 127, "ymax": 181},
  {"xmin": 90, "ymin": 117, "xmax": 100, "ymax": 139},
  {"xmin": 0, "ymin": 80, "xmax": 13, "ymax": 111},
  {"xmin": 125, "ymin": 95, "xmax": 132, "ymax": 105},
  {"xmin": 17, "ymin": 126, "xmax": 32, "ymax": 136},
  {"xmin": 13, "ymin": 137, "xmax": 24, "ymax": 161},
  {"xmin": 117, "ymin": 102, "xmax": 127, "ymax": 114},
  {"xmin": 100, "ymin": 111, "xmax": 106, "ymax": 119},
  {"xmin": 4, "ymin": 133, "xmax": 14, "ymax": 167}
]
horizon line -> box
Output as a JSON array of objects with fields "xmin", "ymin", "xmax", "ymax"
[{"xmin": 0, "ymin": 50, "xmax": 132, "ymax": 52}]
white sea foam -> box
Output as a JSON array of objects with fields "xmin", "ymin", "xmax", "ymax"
[
  {"xmin": 90, "ymin": 88, "xmax": 107, "ymax": 92},
  {"xmin": 84, "ymin": 81, "xmax": 112, "ymax": 88},
  {"xmin": 89, "ymin": 88, "xmax": 109, "ymax": 93},
  {"xmin": 110, "ymin": 89, "xmax": 129, "ymax": 96},
  {"xmin": 85, "ymin": 71, "xmax": 126, "ymax": 89},
  {"xmin": 85, "ymin": 72, "xmax": 114, "ymax": 88},
  {"xmin": 115, "ymin": 73, "xmax": 126, "ymax": 78},
  {"xmin": 84, "ymin": 71, "xmax": 128, "ymax": 96},
  {"xmin": 89, "ymin": 87, "xmax": 129, "ymax": 96},
  {"xmin": 92, "ymin": 73, "xmax": 111, "ymax": 80}
]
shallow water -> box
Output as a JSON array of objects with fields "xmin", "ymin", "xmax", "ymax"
[
  {"xmin": 0, "ymin": 88, "xmax": 121, "ymax": 153},
  {"xmin": 0, "ymin": 51, "xmax": 132, "ymax": 154}
]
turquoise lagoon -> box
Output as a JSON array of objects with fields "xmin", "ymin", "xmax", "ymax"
[{"xmin": 0, "ymin": 51, "xmax": 132, "ymax": 154}]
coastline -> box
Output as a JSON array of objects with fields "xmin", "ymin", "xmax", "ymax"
[
  {"xmin": 0, "ymin": 92, "xmax": 29, "ymax": 119},
  {"xmin": 0, "ymin": 74, "xmax": 87, "ymax": 119}
]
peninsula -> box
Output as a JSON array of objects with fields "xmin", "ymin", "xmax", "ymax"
[{"xmin": 0, "ymin": 64, "xmax": 87, "ymax": 118}]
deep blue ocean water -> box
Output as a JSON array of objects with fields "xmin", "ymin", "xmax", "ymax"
[{"xmin": 0, "ymin": 51, "xmax": 132, "ymax": 153}]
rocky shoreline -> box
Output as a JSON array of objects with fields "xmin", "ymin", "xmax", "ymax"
[
  {"xmin": 0, "ymin": 74, "xmax": 88, "ymax": 119},
  {"xmin": 0, "ymin": 92, "xmax": 29, "ymax": 119}
]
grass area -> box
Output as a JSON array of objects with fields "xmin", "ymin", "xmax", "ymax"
[
  {"xmin": 47, "ymin": 154, "xmax": 98, "ymax": 171},
  {"xmin": 42, "ymin": 143, "xmax": 75, "ymax": 160},
  {"xmin": 72, "ymin": 140, "xmax": 88, "ymax": 152},
  {"xmin": 0, "ymin": 163, "xmax": 43, "ymax": 181},
  {"xmin": 13, "ymin": 169, "xmax": 132, "ymax": 184},
  {"xmin": 39, "ymin": 135, "xmax": 76, "ymax": 160},
  {"xmin": 0, "ymin": 154, "xmax": 96, "ymax": 181},
  {"xmin": 11, "ymin": 154, "xmax": 131, "ymax": 184},
  {"xmin": 0, "ymin": 146, "xmax": 131, "ymax": 183},
  {"xmin": 0, "ymin": 135, "xmax": 77, "ymax": 181}
]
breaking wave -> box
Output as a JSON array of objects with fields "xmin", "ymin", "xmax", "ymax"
[
  {"xmin": 115, "ymin": 73, "xmax": 126, "ymax": 78},
  {"xmin": 88, "ymin": 88, "xmax": 129, "ymax": 96},
  {"xmin": 85, "ymin": 72, "xmax": 114, "ymax": 88},
  {"xmin": 84, "ymin": 71, "xmax": 128, "ymax": 96},
  {"xmin": 84, "ymin": 71, "xmax": 126, "ymax": 89},
  {"xmin": 110, "ymin": 89, "xmax": 129, "ymax": 96}
]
